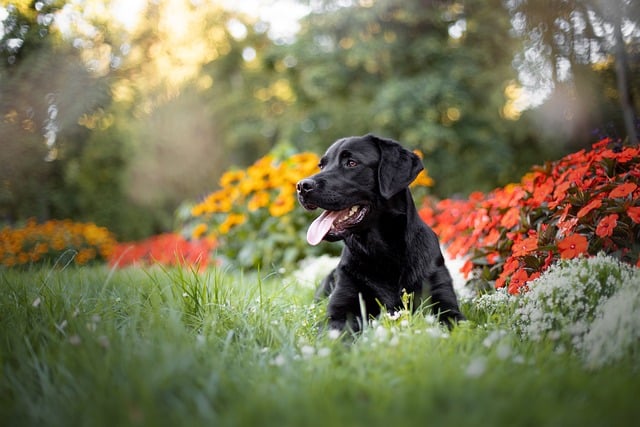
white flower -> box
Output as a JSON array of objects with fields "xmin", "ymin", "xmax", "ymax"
[
  {"xmin": 374, "ymin": 325, "xmax": 389, "ymax": 342},
  {"xmin": 317, "ymin": 347, "xmax": 331, "ymax": 357},
  {"xmin": 291, "ymin": 255, "xmax": 340, "ymax": 289},
  {"xmin": 465, "ymin": 357, "xmax": 487, "ymax": 378},
  {"xmin": 514, "ymin": 253, "xmax": 640, "ymax": 368},
  {"xmin": 270, "ymin": 354, "xmax": 286, "ymax": 366},
  {"xmin": 386, "ymin": 311, "xmax": 401, "ymax": 321},
  {"xmin": 327, "ymin": 329, "xmax": 341, "ymax": 340},
  {"xmin": 300, "ymin": 345, "xmax": 315, "ymax": 358}
]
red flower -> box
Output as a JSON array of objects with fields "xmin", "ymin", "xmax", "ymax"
[
  {"xmin": 502, "ymin": 257, "xmax": 520, "ymax": 276},
  {"xmin": 500, "ymin": 207, "xmax": 521, "ymax": 229},
  {"xmin": 558, "ymin": 234, "xmax": 588, "ymax": 259},
  {"xmin": 609, "ymin": 182, "xmax": 637, "ymax": 199},
  {"xmin": 628, "ymin": 206, "xmax": 640, "ymax": 224},
  {"xmin": 460, "ymin": 259, "xmax": 474, "ymax": 278},
  {"xmin": 508, "ymin": 269, "xmax": 530, "ymax": 295},
  {"xmin": 577, "ymin": 199, "xmax": 602, "ymax": 218},
  {"xmin": 592, "ymin": 138, "xmax": 612, "ymax": 150},
  {"xmin": 511, "ymin": 235, "xmax": 538, "ymax": 257},
  {"xmin": 596, "ymin": 214, "xmax": 618, "ymax": 238}
]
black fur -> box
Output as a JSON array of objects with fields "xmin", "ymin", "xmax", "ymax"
[{"xmin": 296, "ymin": 134, "xmax": 465, "ymax": 332}]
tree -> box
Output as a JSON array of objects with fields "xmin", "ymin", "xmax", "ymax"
[
  {"xmin": 508, "ymin": 0, "xmax": 639, "ymax": 145},
  {"xmin": 267, "ymin": 0, "xmax": 556, "ymax": 195},
  {"xmin": 0, "ymin": 1, "xmax": 110, "ymax": 223}
]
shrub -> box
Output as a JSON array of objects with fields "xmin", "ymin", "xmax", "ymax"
[
  {"xmin": 513, "ymin": 253, "xmax": 640, "ymax": 367},
  {"xmin": 0, "ymin": 219, "xmax": 116, "ymax": 267},
  {"xmin": 421, "ymin": 138, "xmax": 640, "ymax": 294},
  {"xmin": 182, "ymin": 149, "xmax": 436, "ymax": 270}
]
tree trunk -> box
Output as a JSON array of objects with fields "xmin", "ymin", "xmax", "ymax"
[{"xmin": 613, "ymin": 18, "xmax": 638, "ymax": 145}]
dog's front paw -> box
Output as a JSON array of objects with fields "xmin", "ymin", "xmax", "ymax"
[{"xmin": 327, "ymin": 318, "xmax": 347, "ymax": 332}]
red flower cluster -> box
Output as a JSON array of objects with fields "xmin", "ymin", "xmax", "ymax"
[
  {"xmin": 420, "ymin": 138, "xmax": 640, "ymax": 294},
  {"xmin": 109, "ymin": 233, "xmax": 217, "ymax": 271}
]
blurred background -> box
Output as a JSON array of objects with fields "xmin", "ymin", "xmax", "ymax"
[{"xmin": 1, "ymin": 0, "xmax": 638, "ymax": 241}]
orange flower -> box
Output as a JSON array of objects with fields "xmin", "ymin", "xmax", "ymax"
[
  {"xmin": 511, "ymin": 235, "xmax": 538, "ymax": 257},
  {"xmin": 576, "ymin": 199, "xmax": 602, "ymax": 218},
  {"xmin": 609, "ymin": 182, "xmax": 637, "ymax": 199},
  {"xmin": 596, "ymin": 214, "xmax": 618, "ymax": 238},
  {"xmin": 500, "ymin": 207, "xmax": 520, "ymax": 229},
  {"xmin": 507, "ymin": 269, "xmax": 530, "ymax": 295},
  {"xmin": 628, "ymin": 206, "xmax": 640, "ymax": 224},
  {"xmin": 557, "ymin": 234, "xmax": 588, "ymax": 259},
  {"xmin": 460, "ymin": 259, "xmax": 474, "ymax": 278}
]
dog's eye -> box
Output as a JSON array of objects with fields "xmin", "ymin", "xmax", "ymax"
[{"xmin": 346, "ymin": 159, "xmax": 358, "ymax": 168}]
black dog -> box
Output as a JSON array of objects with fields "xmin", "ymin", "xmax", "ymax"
[{"xmin": 296, "ymin": 134, "xmax": 465, "ymax": 332}]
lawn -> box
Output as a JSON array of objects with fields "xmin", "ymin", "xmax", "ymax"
[{"xmin": 1, "ymin": 265, "xmax": 638, "ymax": 427}]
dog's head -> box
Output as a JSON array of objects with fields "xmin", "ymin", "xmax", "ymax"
[{"xmin": 296, "ymin": 134, "xmax": 424, "ymax": 245}]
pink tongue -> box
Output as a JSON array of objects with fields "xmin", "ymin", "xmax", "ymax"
[{"xmin": 307, "ymin": 210, "xmax": 341, "ymax": 246}]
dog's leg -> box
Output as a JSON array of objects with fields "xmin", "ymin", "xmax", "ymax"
[
  {"xmin": 427, "ymin": 266, "xmax": 466, "ymax": 327},
  {"xmin": 324, "ymin": 272, "xmax": 365, "ymax": 332},
  {"xmin": 314, "ymin": 268, "xmax": 337, "ymax": 301}
]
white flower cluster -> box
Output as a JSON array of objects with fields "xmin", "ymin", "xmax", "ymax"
[
  {"xmin": 474, "ymin": 287, "xmax": 512, "ymax": 314},
  {"xmin": 359, "ymin": 311, "xmax": 449, "ymax": 347},
  {"xmin": 514, "ymin": 253, "xmax": 640, "ymax": 368},
  {"xmin": 291, "ymin": 255, "xmax": 340, "ymax": 289}
]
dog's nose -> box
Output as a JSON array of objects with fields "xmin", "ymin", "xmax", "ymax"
[{"xmin": 296, "ymin": 178, "xmax": 316, "ymax": 194}]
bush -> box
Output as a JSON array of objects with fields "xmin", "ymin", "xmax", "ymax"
[
  {"xmin": 513, "ymin": 253, "xmax": 640, "ymax": 367},
  {"xmin": 421, "ymin": 138, "xmax": 640, "ymax": 294},
  {"xmin": 182, "ymin": 149, "xmax": 436, "ymax": 270},
  {"xmin": 0, "ymin": 219, "xmax": 116, "ymax": 267}
]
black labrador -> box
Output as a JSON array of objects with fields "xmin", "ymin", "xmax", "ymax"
[{"xmin": 296, "ymin": 134, "xmax": 465, "ymax": 332}]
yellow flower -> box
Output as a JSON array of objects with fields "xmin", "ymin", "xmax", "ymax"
[
  {"xmin": 219, "ymin": 170, "xmax": 245, "ymax": 188},
  {"xmin": 191, "ymin": 204, "xmax": 205, "ymax": 217},
  {"xmin": 191, "ymin": 223, "xmax": 208, "ymax": 239},
  {"xmin": 410, "ymin": 169, "xmax": 435, "ymax": 187},
  {"xmin": 218, "ymin": 213, "xmax": 247, "ymax": 234},
  {"xmin": 269, "ymin": 190, "xmax": 295, "ymax": 217},
  {"xmin": 247, "ymin": 156, "xmax": 275, "ymax": 180},
  {"xmin": 248, "ymin": 191, "xmax": 270, "ymax": 211},
  {"xmin": 202, "ymin": 189, "xmax": 235, "ymax": 213}
]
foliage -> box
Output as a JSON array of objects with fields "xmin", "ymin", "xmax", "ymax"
[
  {"xmin": 421, "ymin": 137, "xmax": 640, "ymax": 294},
  {"xmin": 1, "ymin": 266, "xmax": 639, "ymax": 426},
  {"xmin": 275, "ymin": 0, "xmax": 562, "ymax": 196},
  {"xmin": 184, "ymin": 151, "xmax": 325, "ymax": 270},
  {"xmin": 507, "ymin": 0, "xmax": 640, "ymax": 145},
  {"xmin": 0, "ymin": 219, "xmax": 116, "ymax": 268},
  {"xmin": 108, "ymin": 233, "xmax": 217, "ymax": 271},
  {"xmin": 182, "ymin": 149, "xmax": 434, "ymax": 270},
  {"xmin": 0, "ymin": 1, "xmax": 110, "ymax": 223},
  {"xmin": 514, "ymin": 253, "xmax": 640, "ymax": 368}
]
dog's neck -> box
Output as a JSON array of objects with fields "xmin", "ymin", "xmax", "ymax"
[{"xmin": 344, "ymin": 189, "xmax": 418, "ymax": 261}]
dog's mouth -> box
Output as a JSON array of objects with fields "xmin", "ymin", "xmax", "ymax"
[{"xmin": 306, "ymin": 204, "xmax": 369, "ymax": 246}]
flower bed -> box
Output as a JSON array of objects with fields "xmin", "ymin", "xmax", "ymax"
[
  {"xmin": 420, "ymin": 138, "xmax": 640, "ymax": 294},
  {"xmin": 0, "ymin": 219, "xmax": 116, "ymax": 267},
  {"xmin": 183, "ymin": 149, "xmax": 436, "ymax": 269},
  {"xmin": 109, "ymin": 233, "xmax": 217, "ymax": 270}
]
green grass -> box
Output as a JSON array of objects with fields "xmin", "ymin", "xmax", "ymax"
[{"xmin": 1, "ymin": 265, "xmax": 638, "ymax": 427}]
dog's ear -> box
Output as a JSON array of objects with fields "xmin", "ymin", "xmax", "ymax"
[{"xmin": 371, "ymin": 134, "xmax": 424, "ymax": 199}]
